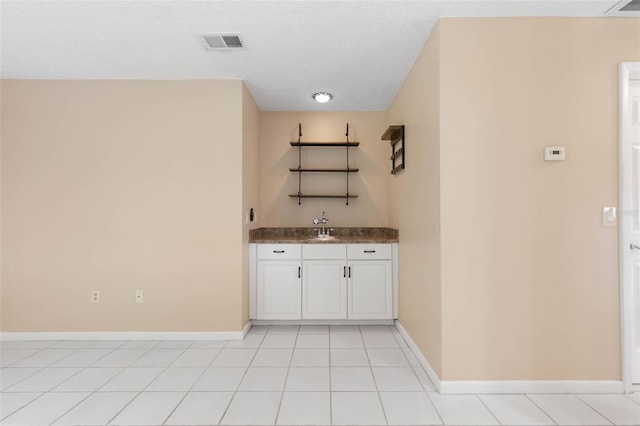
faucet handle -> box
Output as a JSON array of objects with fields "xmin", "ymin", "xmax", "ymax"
[{"xmin": 313, "ymin": 218, "xmax": 319, "ymax": 225}]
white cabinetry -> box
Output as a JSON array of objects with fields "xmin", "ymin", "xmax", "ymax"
[
  {"xmin": 302, "ymin": 245, "xmax": 347, "ymax": 319},
  {"xmin": 250, "ymin": 242, "xmax": 397, "ymax": 322},
  {"xmin": 348, "ymin": 261, "xmax": 393, "ymax": 320},
  {"xmin": 347, "ymin": 244, "xmax": 393, "ymax": 320},
  {"xmin": 255, "ymin": 244, "xmax": 301, "ymax": 320}
]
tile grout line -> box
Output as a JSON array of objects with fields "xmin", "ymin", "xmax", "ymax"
[
  {"xmin": 359, "ymin": 325, "xmax": 389, "ymax": 426},
  {"xmin": 523, "ymin": 393, "xmax": 559, "ymax": 425},
  {"xmin": 624, "ymin": 392, "xmax": 640, "ymax": 406},
  {"xmin": 72, "ymin": 340, "xmax": 172, "ymax": 426},
  {"xmin": 8, "ymin": 341, "xmax": 154, "ymax": 425},
  {"xmin": 47, "ymin": 342, "xmax": 136, "ymax": 424},
  {"xmin": 1, "ymin": 366, "xmax": 46, "ymax": 393},
  {"xmin": 100, "ymin": 340, "xmax": 170, "ymax": 424},
  {"xmin": 329, "ymin": 326, "xmax": 333, "ymax": 426},
  {"xmin": 3, "ymin": 344, "xmax": 61, "ymax": 368},
  {"xmin": 0, "ymin": 391, "xmax": 44, "ymax": 422},
  {"xmin": 272, "ymin": 325, "xmax": 300, "ymax": 426},
  {"xmin": 475, "ymin": 394, "xmax": 504, "ymax": 425},
  {"xmin": 9, "ymin": 343, "xmax": 128, "ymax": 424},
  {"xmin": 216, "ymin": 325, "xmax": 269, "ymax": 425},
  {"xmin": 1, "ymin": 345, "xmax": 113, "ymax": 420},
  {"xmin": 159, "ymin": 340, "xmax": 227, "ymax": 425},
  {"xmin": 424, "ymin": 392, "xmax": 447, "ymax": 425},
  {"xmin": 574, "ymin": 394, "xmax": 617, "ymax": 426}
]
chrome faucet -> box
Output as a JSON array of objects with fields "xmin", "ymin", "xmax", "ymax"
[{"xmin": 313, "ymin": 211, "xmax": 333, "ymax": 237}]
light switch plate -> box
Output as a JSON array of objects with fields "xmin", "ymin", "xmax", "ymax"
[{"xmin": 603, "ymin": 207, "xmax": 617, "ymax": 227}]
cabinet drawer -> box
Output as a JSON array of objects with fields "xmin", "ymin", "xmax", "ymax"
[
  {"xmin": 347, "ymin": 244, "xmax": 392, "ymax": 260},
  {"xmin": 303, "ymin": 244, "xmax": 346, "ymax": 260},
  {"xmin": 257, "ymin": 244, "xmax": 302, "ymax": 260}
]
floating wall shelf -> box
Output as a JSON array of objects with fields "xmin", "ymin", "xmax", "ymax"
[
  {"xmin": 289, "ymin": 123, "xmax": 358, "ymax": 205},
  {"xmin": 289, "ymin": 168, "xmax": 359, "ymax": 173},
  {"xmin": 290, "ymin": 142, "xmax": 360, "ymax": 147},
  {"xmin": 382, "ymin": 125, "xmax": 405, "ymax": 175}
]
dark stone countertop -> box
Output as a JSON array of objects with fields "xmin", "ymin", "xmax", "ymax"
[{"xmin": 249, "ymin": 227, "xmax": 399, "ymax": 244}]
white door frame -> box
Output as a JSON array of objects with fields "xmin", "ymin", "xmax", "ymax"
[{"xmin": 619, "ymin": 61, "xmax": 640, "ymax": 393}]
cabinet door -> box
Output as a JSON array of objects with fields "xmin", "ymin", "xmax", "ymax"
[
  {"xmin": 302, "ymin": 260, "xmax": 347, "ymax": 320},
  {"xmin": 348, "ymin": 261, "xmax": 393, "ymax": 320},
  {"xmin": 257, "ymin": 260, "xmax": 301, "ymax": 320}
]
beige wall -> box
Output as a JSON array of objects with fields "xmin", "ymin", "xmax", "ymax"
[
  {"xmin": 438, "ymin": 18, "xmax": 637, "ymax": 381},
  {"xmin": 242, "ymin": 83, "xmax": 260, "ymax": 328},
  {"xmin": 259, "ymin": 112, "xmax": 388, "ymax": 227},
  {"xmin": 1, "ymin": 80, "xmax": 246, "ymax": 332},
  {"xmin": 386, "ymin": 24, "xmax": 443, "ymax": 377},
  {"xmin": 388, "ymin": 17, "xmax": 638, "ymax": 381}
]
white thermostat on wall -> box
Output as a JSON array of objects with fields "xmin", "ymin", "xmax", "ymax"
[{"xmin": 544, "ymin": 146, "xmax": 565, "ymax": 161}]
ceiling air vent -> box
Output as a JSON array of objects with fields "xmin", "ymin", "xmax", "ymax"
[
  {"xmin": 605, "ymin": 0, "xmax": 640, "ymax": 14},
  {"xmin": 620, "ymin": 0, "xmax": 640, "ymax": 11},
  {"xmin": 201, "ymin": 34, "xmax": 244, "ymax": 50}
]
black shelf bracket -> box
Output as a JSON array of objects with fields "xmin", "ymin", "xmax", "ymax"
[
  {"xmin": 296, "ymin": 123, "xmax": 303, "ymax": 205},
  {"xmin": 345, "ymin": 123, "xmax": 351, "ymax": 205}
]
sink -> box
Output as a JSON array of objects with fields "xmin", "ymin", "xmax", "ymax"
[{"xmin": 309, "ymin": 235, "xmax": 338, "ymax": 241}]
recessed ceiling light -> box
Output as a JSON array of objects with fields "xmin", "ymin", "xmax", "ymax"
[{"xmin": 312, "ymin": 92, "xmax": 333, "ymax": 103}]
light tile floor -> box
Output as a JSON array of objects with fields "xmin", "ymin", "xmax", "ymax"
[{"xmin": 0, "ymin": 325, "xmax": 637, "ymax": 425}]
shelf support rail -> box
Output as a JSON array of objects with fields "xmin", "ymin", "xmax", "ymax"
[
  {"xmin": 345, "ymin": 123, "xmax": 350, "ymax": 205},
  {"xmin": 297, "ymin": 123, "xmax": 302, "ymax": 205}
]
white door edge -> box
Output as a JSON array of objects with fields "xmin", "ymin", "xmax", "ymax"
[{"xmin": 619, "ymin": 61, "xmax": 640, "ymax": 393}]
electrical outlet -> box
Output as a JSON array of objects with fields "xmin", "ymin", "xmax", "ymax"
[
  {"xmin": 603, "ymin": 207, "xmax": 617, "ymax": 227},
  {"xmin": 91, "ymin": 290, "xmax": 100, "ymax": 303},
  {"xmin": 135, "ymin": 290, "xmax": 144, "ymax": 304}
]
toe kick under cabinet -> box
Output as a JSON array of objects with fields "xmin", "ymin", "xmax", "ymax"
[{"xmin": 250, "ymin": 243, "xmax": 398, "ymax": 323}]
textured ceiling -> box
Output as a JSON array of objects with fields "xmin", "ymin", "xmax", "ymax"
[{"xmin": 0, "ymin": 0, "xmax": 627, "ymax": 110}]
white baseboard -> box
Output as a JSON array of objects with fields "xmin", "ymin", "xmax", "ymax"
[
  {"xmin": 439, "ymin": 380, "xmax": 624, "ymax": 394},
  {"xmin": 242, "ymin": 320, "xmax": 253, "ymax": 338},
  {"xmin": 395, "ymin": 321, "xmax": 442, "ymax": 391},
  {"xmin": 0, "ymin": 321, "xmax": 252, "ymax": 341},
  {"xmin": 252, "ymin": 319, "xmax": 394, "ymax": 326},
  {"xmin": 395, "ymin": 321, "xmax": 623, "ymax": 395}
]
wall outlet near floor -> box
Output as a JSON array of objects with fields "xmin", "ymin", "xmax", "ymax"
[
  {"xmin": 135, "ymin": 290, "xmax": 144, "ymax": 304},
  {"xmin": 91, "ymin": 290, "xmax": 100, "ymax": 303}
]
